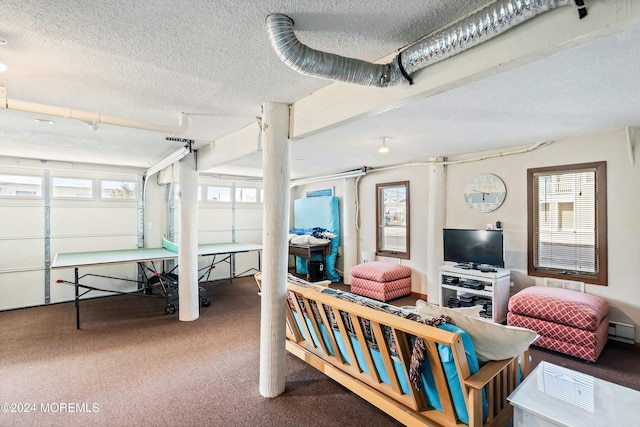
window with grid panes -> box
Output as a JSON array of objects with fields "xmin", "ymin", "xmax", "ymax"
[{"xmin": 527, "ymin": 162, "xmax": 607, "ymax": 285}]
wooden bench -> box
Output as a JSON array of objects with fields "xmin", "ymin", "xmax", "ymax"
[{"xmin": 285, "ymin": 279, "xmax": 530, "ymax": 427}]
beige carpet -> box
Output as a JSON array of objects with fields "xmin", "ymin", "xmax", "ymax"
[
  {"xmin": 1, "ymin": 276, "xmax": 639, "ymax": 426},
  {"xmin": 0, "ymin": 277, "xmax": 402, "ymax": 427}
]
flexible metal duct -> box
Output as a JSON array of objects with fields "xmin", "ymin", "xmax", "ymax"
[{"xmin": 267, "ymin": 0, "xmax": 572, "ymax": 87}]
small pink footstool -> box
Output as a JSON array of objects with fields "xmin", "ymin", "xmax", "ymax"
[
  {"xmin": 351, "ymin": 261, "xmax": 411, "ymax": 302},
  {"xmin": 507, "ymin": 286, "xmax": 609, "ymax": 362}
]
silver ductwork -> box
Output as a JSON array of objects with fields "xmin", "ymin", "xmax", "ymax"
[{"xmin": 267, "ymin": 0, "xmax": 572, "ymax": 87}]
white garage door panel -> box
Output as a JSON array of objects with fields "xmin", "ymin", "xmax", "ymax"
[
  {"xmin": 234, "ymin": 208, "xmax": 262, "ymax": 228},
  {"xmin": 0, "ymin": 239, "xmax": 43, "ymax": 268},
  {"xmin": 197, "ymin": 230, "xmax": 233, "ymax": 243},
  {"xmin": 52, "ymin": 206, "xmax": 137, "ymax": 234},
  {"xmin": 198, "ymin": 209, "xmax": 232, "ymax": 230},
  {"xmin": 51, "ymin": 235, "xmax": 138, "ymax": 257},
  {"xmin": 0, "ymin": 206, "xmax": 44, "ymax": 236},
  {"xmin": 234, "ymin": 230, "xmax": 262, "ymax": 244},
  {"xmin": 0, "ymin": 271, "xmax": 45, "ymax": 310}
]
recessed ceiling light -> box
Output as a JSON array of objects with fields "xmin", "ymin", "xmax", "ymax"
[
  {"xmin": 0, "ymin": 38, "xmax": 7, "ymax": 45},
  {"xmin": 378, "ymin": 137, "xmax": 390, "ymax": 153},
  {"xmin": 35, "ymin": 118, "xmax": 55, "ymax": 124}
]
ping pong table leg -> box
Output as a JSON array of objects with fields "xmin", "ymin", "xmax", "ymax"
[
  {"xmin": 75, "ymin": 268, "xmax": 80, "ymax": 329},
  {"xmin": 230, "ymin": 253, "xmax": 234, "ymax": 282}
]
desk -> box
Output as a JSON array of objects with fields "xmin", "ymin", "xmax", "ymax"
[
  {"xmin": 288, "ymin": 243, "xmax": 331, "ymax": 281},
  {"xmin": 52, "ymin": 242, "xmax": 262, "ymax": 328},
  {"xmin": 508, "ymin": 361, "xmax": 640, "ymax": 426}
]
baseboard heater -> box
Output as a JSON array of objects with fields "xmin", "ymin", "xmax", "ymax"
[{"xmin": 608, "ymin": 320, "xmax": 635, "ymax": 344}]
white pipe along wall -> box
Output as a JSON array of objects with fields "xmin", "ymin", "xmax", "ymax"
[{"xmin": 2, "ymin": 90, "xmax": 188, "ymax": 135}]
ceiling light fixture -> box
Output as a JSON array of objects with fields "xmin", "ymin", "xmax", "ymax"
[
  {"xmin": 378, "ymin": 137, "xmax": 390, "ymax": 153},
  {"xmin": 34, "ymin": 118, "xmax": 54, "ymax": 124}
]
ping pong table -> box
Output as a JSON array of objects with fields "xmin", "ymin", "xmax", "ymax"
[{"xmin": 52, "ymin": 241, "xmax": 262, "ymax": 329}]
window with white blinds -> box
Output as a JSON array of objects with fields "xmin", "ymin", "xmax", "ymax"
[{"xmin": 527, "ymin": 162, "xmax": 607, "ymax": 285}]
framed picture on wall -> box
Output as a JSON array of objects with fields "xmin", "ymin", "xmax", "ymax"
[{"xmin": 306, "ymin": 188, "xmax": 334, "ymax": 197}]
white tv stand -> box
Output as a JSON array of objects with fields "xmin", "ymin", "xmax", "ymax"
[{"xmin": 438, "ymin": 264, "xmax": 511, "ymax": 323}]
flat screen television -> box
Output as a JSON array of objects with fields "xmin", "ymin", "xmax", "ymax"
[{"xmin": 443, "ymin": 228, "xmax": 504, "ymax": 268}]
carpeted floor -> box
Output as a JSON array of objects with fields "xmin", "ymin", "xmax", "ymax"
[{"xmin": 0, "ymin": 276, "xmax": 638, "ymax": 427}]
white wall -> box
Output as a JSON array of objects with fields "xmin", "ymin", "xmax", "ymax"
[
  {"xmin": 356, "ymin": 165, "xmax": 431, "ymax": 296},
  {"xmin": 344, "ymin": 130, "xmax": 639, "ymax": 341},
  {"xmin": 445, "ymin": 130, "xmax": 640, "ymax": 340},
  {"xmin": 292, "ymin": 166, "xmax": 436, "ymax": 296}
]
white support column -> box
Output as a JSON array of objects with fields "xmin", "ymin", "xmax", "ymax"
[
  {"xmin": 341, "ymin": 178, "xmax": 358, "ymax": 285},
  {"xmin": 178, "ymin": 152, "xmax": 199, "ymax": 321},
  {"xmin": 426, "ymin": 160, "xmax": 446, "ymax": 304},
  {"xmin": 259, "ymin": 102, "xmax": 290, "ymax": 398}
]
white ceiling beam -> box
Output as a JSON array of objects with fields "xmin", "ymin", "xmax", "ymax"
[
  {"xmin": 289, "ymin": 0, "xmax": 640, "ymax": 140},
  {"xmin": 197, "ymin": 121, "xmax": 261, "ymax": 171}
]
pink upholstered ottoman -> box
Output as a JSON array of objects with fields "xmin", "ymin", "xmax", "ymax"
[
  {"xmin": 507, "ymin": 286, "xmax": 609, "ymax": 362},
  {"xmin": 350, "ymin": 262, "xmax": 411, "ymax": 302}
]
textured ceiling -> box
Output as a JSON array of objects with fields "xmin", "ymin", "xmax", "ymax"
[{"xmin": 0, "ymin": 1, "xmax": 639, "ymax": 178}]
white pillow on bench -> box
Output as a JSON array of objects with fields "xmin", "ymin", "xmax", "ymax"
[{"xmin": 415, "ymin": 300, "xmax": 538, "ymax": 363}]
